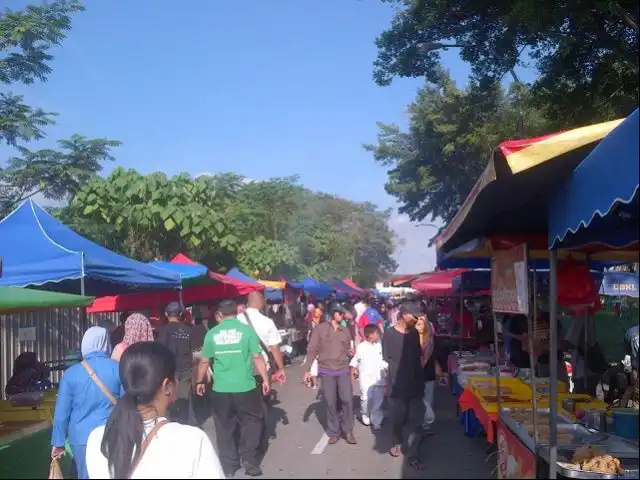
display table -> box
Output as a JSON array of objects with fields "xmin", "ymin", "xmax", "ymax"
[{"xmin": 497, "ymin": 407, "xmax": 639, "ymax": 479}]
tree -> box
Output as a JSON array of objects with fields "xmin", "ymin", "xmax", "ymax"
[
  {"xmin": 58, "ymin": 169, "xmax": 399, "ymax": 286},
  {"xmin": 365, "ymin": 69, "xmax": 553, "ymax": 238},
  {"xmin": 62, "ymin": 168, "xmax": 241, "ymax": 262},
  {"xmin": 1, "ymin": 0, "xmax": 119, "ymax": 216},
  {"xmin": 373, "ymin": 0, "xmax": 639, "ymax": 127}
]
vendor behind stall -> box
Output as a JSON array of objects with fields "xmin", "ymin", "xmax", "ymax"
[
  {"xmin": 503, "ymin": 313, "xmax": 570, "ymax": 382},
  {"xmin": 5, "ymin": 352, "xmax": 50, "ymax": 396}
]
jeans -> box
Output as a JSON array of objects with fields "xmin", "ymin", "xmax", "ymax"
[
  {"xmin": 168, "ymin": 369, "xmax": 193, "ymax": 425},
  {"xmin": 211, "ymin": 388, "xmax": 264, "ymax": 472},
  {"xmin": 422, "ymin": 381, "xmax": 436, "ymax": 427}
]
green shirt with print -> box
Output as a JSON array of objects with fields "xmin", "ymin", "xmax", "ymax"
[{"xmin": 201, "ymin": 316, "xmax": 261, "ymax": 393}]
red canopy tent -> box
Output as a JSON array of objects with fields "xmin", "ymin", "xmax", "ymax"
[
  {"xmin": 411, "ymin": 269, "xmax": 490, "ymax": 297},
  {"xmin": 87, "ymin": 254, "xmax": 262, "ymax": 313},
  {"xmin": 341, "ymin": 279, "xmax": 364, "ymax": 292}
]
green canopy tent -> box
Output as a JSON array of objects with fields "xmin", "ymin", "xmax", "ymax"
[{"xmin": 0, "ymin": 287, "xmax": 94, "ymax": 314}]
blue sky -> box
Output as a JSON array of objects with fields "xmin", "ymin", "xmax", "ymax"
[{"xmin": 5, "ymin": 0, "xmax": 536, "ymax": 273}]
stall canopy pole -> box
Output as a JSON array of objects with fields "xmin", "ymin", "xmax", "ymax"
[
  {"xmin": 80, "ymin": 253, "xmax": 88, "ymax": 331},
  {"xmin": 548, "ymin": 250, "xmax": 559, "ymax": 479},
  {"xmin": 526, "ymin": 246, "xmax": 539, "ymax": 459},
  {"xmin": 459, "ymin": 293, "xmax": 464, "ymax": 353}
]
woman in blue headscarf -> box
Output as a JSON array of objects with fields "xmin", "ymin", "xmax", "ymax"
[{"xmin": 51, "ymin": 326, "xmax": 125, "ymax": 479}]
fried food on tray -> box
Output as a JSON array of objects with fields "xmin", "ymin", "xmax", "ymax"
[
  {"xmin": 476, "ymin": 386, "xmax": 513, "ymax": 395},
  {"xmin": 580, "ymin": 455, "xmax": 622, "ymax": 474},
  {"xmin": 572, "ymin": 445, "xmax": 606, "ymax": 464}
]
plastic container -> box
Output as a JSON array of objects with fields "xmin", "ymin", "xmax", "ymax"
[{"xmin": 612, "ymin": 408, "xmax": 639, "ymax": 440}]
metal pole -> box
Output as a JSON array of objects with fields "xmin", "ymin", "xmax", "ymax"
[
  {"xmin": 80, "ymin": 253, "xmax": 88, "ymax": 331},
  {"xmin": 548, "ymin": 250, "xmax": 559, "ymax": 479},
  {"xmin": 526, "ymin": 246, "xmax": 539, "ymax": 457}
]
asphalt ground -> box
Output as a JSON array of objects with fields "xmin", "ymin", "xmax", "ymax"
[{"xmin": 201, "ymin": 360, "xmax": 495, "ymax": 479}]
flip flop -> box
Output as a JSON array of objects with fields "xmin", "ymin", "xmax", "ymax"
[{"xmin": 389, "ymin": 445, "xmax": 401, "ymax": 457}]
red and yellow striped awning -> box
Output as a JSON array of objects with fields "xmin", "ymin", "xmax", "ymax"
[{"xmin": 435, "ymin": 118, "xmax": 623, "ymax": 254}]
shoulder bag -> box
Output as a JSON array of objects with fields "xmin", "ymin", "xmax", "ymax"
[
  {"xmin": 243, "ymin": 312, "xmax": 276, "ymax": 380},
  {"xmin": 129, "ymin": 420, "xmax": 169, "ymax": 478},
  {"xmin": 81, "ymin": 361, "xmax": 117, "ymax": 405}
]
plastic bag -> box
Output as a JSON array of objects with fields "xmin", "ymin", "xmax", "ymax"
[{"xmin": 49, "ymin": 459, "xmax": 64, "ymax": 480}]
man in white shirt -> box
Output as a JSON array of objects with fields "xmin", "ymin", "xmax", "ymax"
[{"xmin": 238, "ymin": 291, "xmax": 287, "ymax": 385}]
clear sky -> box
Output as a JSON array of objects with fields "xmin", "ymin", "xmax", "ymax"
[{"xmin": 5, "ymin": 0, "xmax": 536, "ymax": 273}]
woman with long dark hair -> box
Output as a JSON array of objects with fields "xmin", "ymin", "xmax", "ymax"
[{"xmin": 85, "ymin": 342, "xmax": 224, "ymax": 479}]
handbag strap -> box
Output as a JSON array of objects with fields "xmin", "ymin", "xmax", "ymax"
[
  {"xmin": 129, "ymin": 420, "xmax": 169, "ymax": 478},
  {"xmin": 81, "ymin": 361, "xmax": 117, "ymax": 405},
  {"xmin": 243, "ymin": 312, "xmax": 271, "ymax": 358}
]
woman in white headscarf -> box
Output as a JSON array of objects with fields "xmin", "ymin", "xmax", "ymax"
[{"xmin": 51, "ymin": 327, "xmax": 124, "ymax": 479}]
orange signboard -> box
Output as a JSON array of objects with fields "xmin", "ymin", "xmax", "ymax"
[{"xmin": 491, "ymin": 244, "xmax": 529, "ymax": 315}]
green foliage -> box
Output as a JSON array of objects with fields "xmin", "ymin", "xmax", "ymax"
[
  {"xmin": 0, "ymin": 0, "xmax": 119, "ymax": 216},
  {"xmin": 365, "ymin": 69, "xmax": 554, "ymax": 238},
  {"xmin": 59, "ymin": 171, "xmax": 398, "ymax": 286},
  {"xmin": 373, "ymin": 0, "xmax": 638, "ymax": 127}
]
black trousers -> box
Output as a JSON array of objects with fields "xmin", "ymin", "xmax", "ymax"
[
  {"xmin": 168, "ymin": 369, "xmax": 193, "ymax": 425},
  {"xmin": 211, "ymin": 388, "xmax": 264, "ymax": 471},
  {"xmin": 387, "ymin": 395, "xmax": 425, "ymax": 457}
]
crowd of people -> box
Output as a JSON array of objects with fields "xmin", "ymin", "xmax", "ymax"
[
  {"xmin": 48, "ymin": 290, "xmax": 286, "ymax": 479},
  {"xmin": 22, "ymin": 286, "xmax": 634, "ymax": 479},
  {"xmin": 303, "ymin": 296, "xmax": 447, "ymax": 472}
]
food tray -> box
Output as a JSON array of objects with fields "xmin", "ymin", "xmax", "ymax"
[
  {"xmin": 467, "ymin": 376, "xmax": 533, "ymax": 395},
  {"xmin": 553, "ymin": 446, "xmax": 639, "ymax": 479},
  {"xmin": 500, "ymin": 407, "xmax": 591, "ymax": 452}
]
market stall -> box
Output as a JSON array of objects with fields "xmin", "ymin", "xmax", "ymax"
[
  {"xmin": 544, "ymin": 108, "xmax": 639, "ymax": 478},
  {"xmin": 0, "ymin": 287, "xmax": 94, "ymax": 479},
  {"xmin": 436, "ymin": 114, "xmax": 639, "ymax": 479},
  {"xmin": 86, "ymin": 256, "xmax": 262, "ymax": 314}
]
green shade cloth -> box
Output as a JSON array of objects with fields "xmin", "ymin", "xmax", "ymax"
[{"xmin": 0, "ymin": 286, "xmax": 94, "ymax": 314}]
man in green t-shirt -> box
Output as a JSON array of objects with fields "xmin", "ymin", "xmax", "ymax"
[{"xmin": 195, "ymin": 299, "xmax": 270, "ymax": 477}]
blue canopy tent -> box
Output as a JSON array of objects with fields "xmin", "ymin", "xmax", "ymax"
[
  {"xmin": 600, "ymin": 271, "xmax": 639, "ymax": 298},
  {"xmin": 226, "ymin": 268, "xmax": 283, "ymax": 302},
  {"xmin": 549, "ymin": 108, "xmax": 639, "ymax": 255},
  {"xmin": 0, "ymin": 199, "xmax": 181, "ymax": 295},
  {"xmin": 288, "ymin": 277, "xmax": 335, "ymax": 301}
]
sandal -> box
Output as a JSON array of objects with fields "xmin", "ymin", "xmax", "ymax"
[
  {"xmin": 389, "ymin": 445, "xmax": 402, "ymax": 457},
  {"xmin": 408, "ymin": 457, "xmax": 426, "ymax": 470}
]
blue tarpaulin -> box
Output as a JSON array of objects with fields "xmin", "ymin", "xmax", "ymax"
[
  {"xmin": 600, "ymin": 271, "xmax": 639, "ymax": 298},
  {"xmin": 0, "ymin": 199, "xmax": 181, "ymax": 295},
  {"xmin": 549, "ymin": 109, "xmax": 639, "ymax": 250},
  {"xmin": 288, "ymin": 277, "xmax": 335, "ymax": 300},
  {"xmin": 226, "ymin": 268, "xmax": 283, "ymax": 302}
]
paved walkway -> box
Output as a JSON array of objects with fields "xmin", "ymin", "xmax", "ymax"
[{"xmin": 203, "ymin": 361, "xmax": 494, "ymax": 478}]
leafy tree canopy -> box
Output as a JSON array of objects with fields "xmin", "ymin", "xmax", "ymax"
[
  {"xmin": 365, "ymin": 69, "xmax": 553, "ymax": 238},
  {"xmin": 373, "ymin": 0, "xmax": 639, "ymax": 127},
  {"xmin": 1, "ymin": 0, "xmax": 119, "ymax": 216},
  {"xmin": 57, "ymin": 170, "xmax": 398, "ymax": 286}
]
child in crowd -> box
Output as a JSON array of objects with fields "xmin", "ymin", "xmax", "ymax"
[{"xmin": 350, "ymin": 324, "xmax": 387, "ymax": 429}]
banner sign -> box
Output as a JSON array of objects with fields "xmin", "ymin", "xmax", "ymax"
[{"xmin": 491, "ymin": 244, "xmax": 529, "ymax": 315}]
